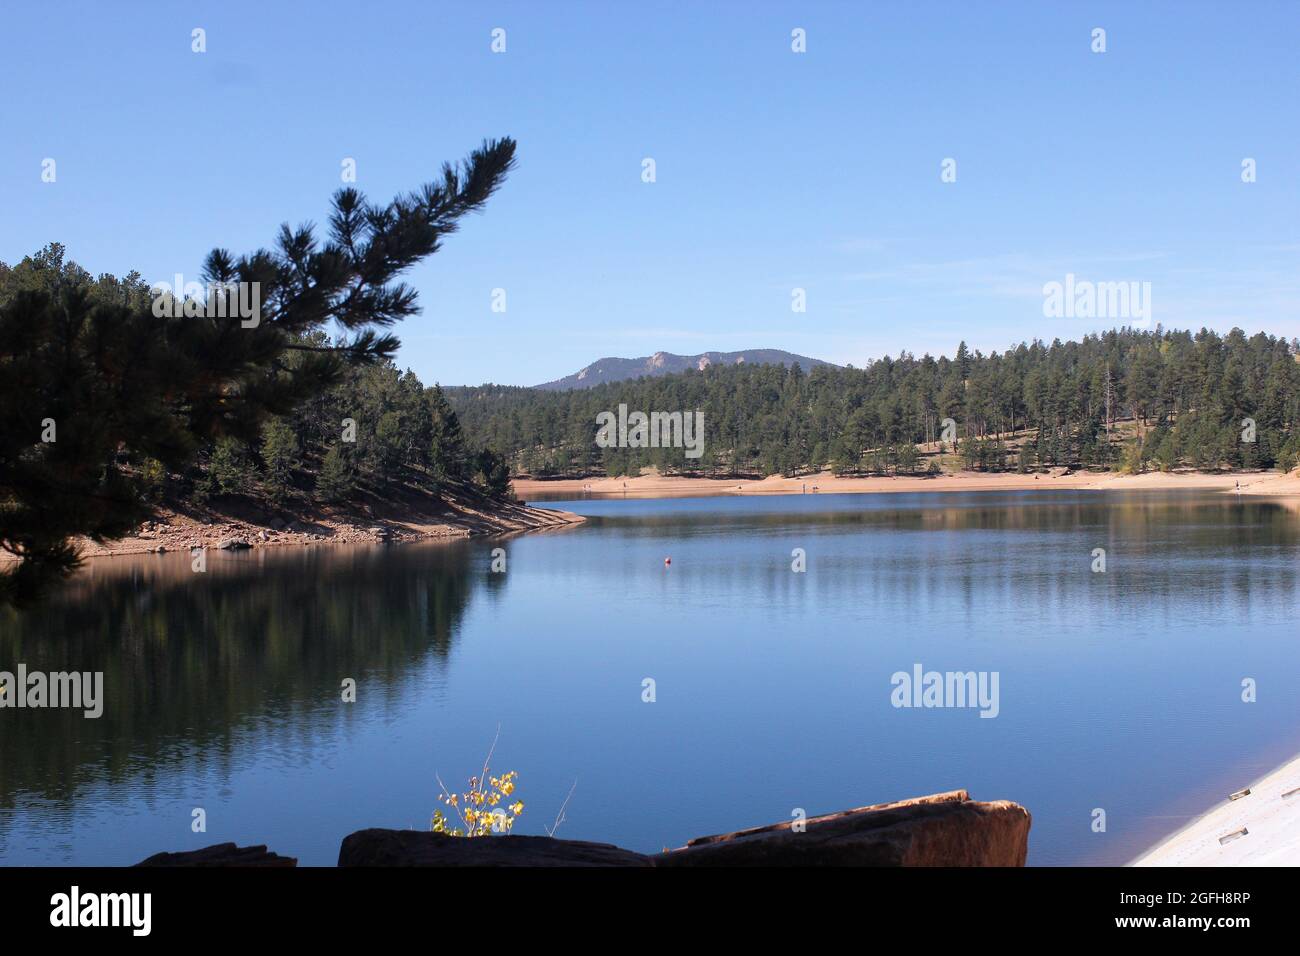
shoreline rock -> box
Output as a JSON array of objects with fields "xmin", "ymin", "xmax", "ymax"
[
  {"xmin": 657, "ymin": 789, "xmax": 1030, "ymax": 866},
  {"xmin": 2, "ymin": 497, "xmax": 586, "ymax": 570},
  {"xmin": 134, "ymin": 843, "xmax": 297, "ymax": 867}
]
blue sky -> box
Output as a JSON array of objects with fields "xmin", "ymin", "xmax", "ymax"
[{"xmin": 2, "ymin": 1, "xmax": 1297, "ymax": 386}]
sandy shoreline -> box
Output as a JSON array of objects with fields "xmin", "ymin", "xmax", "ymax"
[
  {"xmin": 0, "ymin": 496, "xmax": 585, "ymax": 570},
  {"xmin": 514, "ymin": 468, "xmax": 1300, "ymax": 500},
  {"xmin": 1131, "ymin": 752, "xmax": 1300, "ymax": 866}
]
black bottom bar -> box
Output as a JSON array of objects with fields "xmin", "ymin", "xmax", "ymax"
[{"xmin": 0, "ymin": 865, "xmax": 1280, "ymax": 942}]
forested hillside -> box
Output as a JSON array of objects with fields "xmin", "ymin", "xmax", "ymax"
[
  {"xmin": 1, "ymin": 244, "xmax": 511, "ymax": 511},
  {"xmin": 449, "ymin": 329, "xmax": 1300, "ymax": 479},
  {"xmin": 195, "ymin": 343, "xmax": 512, "ymax": 509},
  {"xmin": 0, "ymin": 242, "xmax": 512, "ymax": 604}
]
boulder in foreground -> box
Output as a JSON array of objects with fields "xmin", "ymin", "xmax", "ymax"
[
  {"xmin": 337, "ymin": 790, "xmax": 1029, "ymax": 866},
  {"xmin": 656, "ymin": 789, "xmax": 1031, "ymax": 866}
]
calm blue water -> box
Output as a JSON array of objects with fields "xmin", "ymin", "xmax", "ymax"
[{"xmin": 2, "ymin": 490, "xmax": 1298, "ymax": 865}]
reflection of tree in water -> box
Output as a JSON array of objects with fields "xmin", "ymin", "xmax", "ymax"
[{"xmin": 0, "ymin": 540, "xmax": 485, "ymax": 808}]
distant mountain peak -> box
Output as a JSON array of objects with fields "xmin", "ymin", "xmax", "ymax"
[{"xmin": 534, "ymin": 349, "xmax": 834, "ymax": 391}]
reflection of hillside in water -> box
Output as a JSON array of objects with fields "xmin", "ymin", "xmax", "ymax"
[
  {"xmin": 586, "ymin": 492, "xmax": 1300, "ymax": 619},
  {"xmin": 0, "ymin": 539, "xmax": 486, "ymax": 809}
]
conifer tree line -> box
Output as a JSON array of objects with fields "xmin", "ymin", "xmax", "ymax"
[
  {"xmin": 0, "ymin": 244, "xmax": 509, "ymax": 513},
  {"xmin": 189, "ymin": 339, "xmax": 509, "ymax": 510},
  {"xmin": 448, "ymin": 328, "xmax": 1300, "ymax": 479}
]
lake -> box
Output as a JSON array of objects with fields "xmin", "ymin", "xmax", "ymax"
[{"xmin": 2, "ymin": 490, "xmax": 1298, "ymax": 866}]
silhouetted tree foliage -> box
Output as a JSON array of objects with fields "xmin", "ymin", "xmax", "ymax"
[{"xmin": 0, "ymin": 137, "xmax": 516, "ymax": 605}]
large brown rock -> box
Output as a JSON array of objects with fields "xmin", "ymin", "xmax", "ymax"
[
  {"xmin": 134, "ymin": 843, "xmax": 297, "ymax": 867},
  {"xmin": 337, "ymin": 829, "xmax": 651, "ymax": 867},
  {"xmin": 655, "ymin": 790, "xmax": 1030, "ymax": 867},
  {"xmin": 335, "ymin": 791, "xmax": 1030, "ymax": 867}
]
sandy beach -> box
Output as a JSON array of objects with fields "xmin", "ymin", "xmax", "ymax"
[
  {"xmin": 514, "ymin": 468, "xmax": 1300, "ymax": 500},
  {"xmin": 1131, "ymin": 753, "xmax": 1300, "ymax": 866}
]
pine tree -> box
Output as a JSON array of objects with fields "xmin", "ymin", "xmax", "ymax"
[
  {"xmin": 428, "ymin": 384, "xmax": 467, "ymax": 479},
  {"xmin": 369, "ymin": 411, "xmax": 405, "ymax": 481},
  {"xmin": 315, "ymin": 443, "xmax": 355, "ymax": 504},
  {"xmin": 260, "ymin": 419, "xmax": 299, "ymax": 505},
  {"xmin": 209, "ymin": 437, "xmax": 253, "ymax": 496}
]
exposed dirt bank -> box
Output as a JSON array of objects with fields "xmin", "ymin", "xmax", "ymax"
[
  {"xmin": 514, "ymin": 468, "xmax": 1300, "ymax": 500},
  {"xmin": 1, "ymin": 485, "xmax": 583, "ymax": 568}
]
